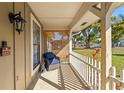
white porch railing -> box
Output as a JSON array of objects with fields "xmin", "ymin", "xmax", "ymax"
[
  {"xmin": 70, "ymin": 51, "xmax": 101, "ymax": 90},
  {"xmin": 70, "ymin": 51, "xmax": 124, "ymax": 90},
  {"xmin": 109, "ymin": 66, "xmax": 124, "ymax": 90}
]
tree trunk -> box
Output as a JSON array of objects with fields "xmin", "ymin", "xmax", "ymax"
[
  {"xmin": 85, "ymin": 35, "xmax": 90, "ymax": 48},
  {"xmin": 85, "ymin": 40, "xmax": 90, "ymax": 48}
]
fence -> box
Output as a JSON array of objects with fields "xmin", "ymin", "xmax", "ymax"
[
  {"xmin": 109, "ymin": 66, "xmax": 124, "ymax": 90},
  {"xmin": 70, "ymin": 52, "xmax": 101, "ymax": 90},
  {"xmin": 70, "ymin": 51, "xmax": 124, "ymax": 90}
]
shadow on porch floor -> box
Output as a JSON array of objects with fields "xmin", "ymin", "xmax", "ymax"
[{"xmin": 27, "ymin": 63, "xmax": 90, "ymax": 90}]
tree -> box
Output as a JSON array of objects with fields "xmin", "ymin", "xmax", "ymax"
[
  {"xmin": 73, "ymin": 14, "xmax": 124, "ymax": 48},
  {"xmin": 76, "ymin": 34, "xmax": 83, "ymax": 42},
  {"xmin": 111, "ymin": 15, "xmax": 124, "ymax": 47},
  {"xmin": 72, "ymin": 35, "xmax": 77, "ymax": 48},
  {"xmin": 81, "ymin": 21, "xmax": 101, "ymax": 48}
]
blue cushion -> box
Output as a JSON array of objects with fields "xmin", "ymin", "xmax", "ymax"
[
  {"xmin": 45, "ymin": 52, "xmax": 55, "ymax": 60},
  {"xmin": 51, "ymin": 58, "xmax": 60, "ymax": 64}
]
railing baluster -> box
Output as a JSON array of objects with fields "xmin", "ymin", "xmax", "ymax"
[
  {"xmin": 84, "ymin": 61, "xmax": 86, "ymax": 81},
  {"xmin": 91, "ymin": 58, "xmax": 94, "ymax": 88},
  {"xmin": 93, "ymin": 58, "xmax": 95, "ymax": 89},
  {"xmin": 86, "ymin": 57, "xmax": 88, "ymax": 83},
  {"xmin": 88, "ymin": 57, "xmax": 91, "ymax": 85},
  {"xmin": 83, "ymin": 62, "xmax": 85, "ymax": 80},
  {"xmin": 109, "ymin": 66, "xmax": 116, "ymax": 90},
  {"xmin": 94, "ymin": 59, "xmax": 97, "ymax": 89},
  {"xmin": 79, "ymin": 62, "xmax": 81, "ymax": 77},
  {"xmin": 82, "ymin": 62, "xmax": 84, "ymax": 78},
  {"xmin": 83, "ymin": 63, "xmax": 86, "ymax": 80},
  {"xmin": 88, "ymin": 57, "xmax": 90, "ymax": 85},
  {"xmin": 90, "ymin": 58, "xmax": 92, "ymax": 87},
  {"xmin": 87, "ymin": 57, "xmax": 89, "ymax": 84},
  {"xmin": 120, "ymin": 70, "xmax": 124, "ymax": 90},
  {"xmin": 81, "ymin": 62, "xmax": 83, "ymax": 77},
  {"xmin": 98, "ymin": 61, "xmax": 101, "ymax": 90}
]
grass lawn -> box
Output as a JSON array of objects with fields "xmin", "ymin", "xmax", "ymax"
[{"xmin": 73, "ymin": 48, "xmax": 124, "ymax": 76}]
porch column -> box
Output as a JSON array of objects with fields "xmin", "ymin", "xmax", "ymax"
[
  {"xmin": 69, "ymin": 30, "xmax": 72, "ymax": 52},
  {"xmin": 101, "ymin": 3, "xmax": 112, "ymax": 90},
  {"xmin": 69, "ymin": 30, "xmax": 72, "ymax": 63}
]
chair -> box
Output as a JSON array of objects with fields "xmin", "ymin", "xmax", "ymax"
[{"xmin": 43, "ymin": 52, "xmax": 60, "ymax": 71}]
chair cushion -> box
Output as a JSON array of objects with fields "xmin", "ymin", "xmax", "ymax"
[
  {"xmin": 51, "ymin": 58, "xmax": 60, "ymax": 64},
  {"xmin": 45, "ymin": 52, "xmax": 55, "ymax": 60}
]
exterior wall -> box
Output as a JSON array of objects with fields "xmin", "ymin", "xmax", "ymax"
[
  {"xmin": 0, "ymin": 2, "xmax": 44, "ymax": 90},
  {"xmin": 24, "ymin": 3, "xmax": 44, "ymax": 89},
  {"xmin": 44, "ymin": 30, "xmax": 70, "ymax": 60},
  {"xmin": 14, "ymin": 2, "xmax": 25, "ymax": 89},
  {"xmin": 56, "ymin": 43, "xmax": 69, "ymax": 59},
  {"xmin": 0, "ymin": 3, "xmax": 14, "ymax": 89},
  {"xmin": 25, "ymin": 3, "xmax": 32, "ymax": 88}
]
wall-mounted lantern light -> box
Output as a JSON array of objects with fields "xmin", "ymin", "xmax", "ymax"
[{"xmin": 8, "ymin": 12, "xmax": 26, "ymax": 34}]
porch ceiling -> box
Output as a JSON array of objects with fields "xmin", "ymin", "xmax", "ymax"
[
  {"xmin": 28, "ymin": 2, "xmax": 100, "ymax": 31},
  {"xmin": 28, "ymin": 2, "xmax": 83, "ymax": 30},
  {"xmin": 71, "ymin": 10, "xmax": 99, "ymax": 32}
]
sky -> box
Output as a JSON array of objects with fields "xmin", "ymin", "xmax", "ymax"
[{"xmin": 112, "ymin": 5, "xmax": 124, "ymax": 18}]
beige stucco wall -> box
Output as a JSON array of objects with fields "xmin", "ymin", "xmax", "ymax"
[
  {"xmin": 25, "ymin": 3, "xmax": 44, "ymax": 89},
  {"xmin": 0, "ymin": 3, "xmax": 14, "ymax": 89},
  {"xmin": 14, "ymin": 2, "xmax": 25, "ymax": 90},
  {"xmin": 25, "ymin": 3, "xmax": 32, "ymax": 88},
  {"xmin": 44, "ymin": 30, "xmax": 70, "ymax": 60},
  {"xmin": 0, "ymin": 2, "xmax": 44, "ymax": 90}
]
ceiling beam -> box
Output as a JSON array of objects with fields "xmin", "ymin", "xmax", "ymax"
[
  {"xmin": 105, "ymin": 2, "xmax": 113, "ymax": 13},
  {"xmin": 89, "ymin": 6, "xmax": 101, "ymax": 18}
]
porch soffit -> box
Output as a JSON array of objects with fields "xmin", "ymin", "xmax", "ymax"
[
  {"xmin": 70, "ymin": 2, "xmax": 100, "ymax": 32},
  {"xmin": 28, "ymin": 2, "xmax": 83, "ymax": 31},
  {"xmin": 28, "ymin": 2, "xmax": 106, "ymax": 32}
]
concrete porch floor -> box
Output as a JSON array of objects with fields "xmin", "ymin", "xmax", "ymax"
[{"xmin": 28, "ymin": 63, "xmax": 90, "ymax": 90}]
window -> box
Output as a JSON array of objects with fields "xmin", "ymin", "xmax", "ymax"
[
  {"xmin": 30, "ymin": 13, "xmax": 41, "ymax": 75},
  {"xmin": 33, "ymin": 21, "xmax": 40, "ymax": 69}
]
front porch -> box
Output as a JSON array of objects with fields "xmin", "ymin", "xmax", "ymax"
[
  {"xmin": 0, "ymin": 2, "xmax": 124, "ymax": 90},
  {"xmin": 28, "ymin": 63, "xmax": 90, "ymax": 90},
  {"xmin": 28, "ymin": 51, "xmax": 124, "ymax": 90},
  {"xmin": 27, "ymin": 2, "xmax": 124, "ymax": 90}
]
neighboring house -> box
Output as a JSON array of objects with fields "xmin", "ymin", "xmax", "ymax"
[
  {"xmin": 120, "ymin": 39, "xmax": 124, "ymax": 47},
  {"xmin": 113, "ymin": 38, "xmax": 124, "ymax": 47}
]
